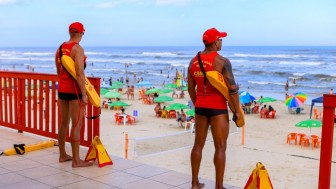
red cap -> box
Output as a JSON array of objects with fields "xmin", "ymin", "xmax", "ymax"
[
  {"xmin": 202, "ymin": 28, "xmax": 227, "ymax": 44},
  {"xmin": 69, "ymin": 22, "xmax": 85, "ymax": 33}
]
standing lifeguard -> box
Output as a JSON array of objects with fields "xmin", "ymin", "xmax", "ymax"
[
  {"xmin": 188, "ymin": 28, "xmax": 241, "ymax": 189},
  {"xmin": 55, "ymin": 22, "xmax": 93, "ymax": 167}
]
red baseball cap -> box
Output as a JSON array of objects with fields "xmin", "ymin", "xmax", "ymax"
[
  {"xmin": 202, "ymin": 28, "xmax": 227, "ymax": 44},
  {"xmin": 69, "ymin": 22, "xmax": 85, "ymax": 33}
]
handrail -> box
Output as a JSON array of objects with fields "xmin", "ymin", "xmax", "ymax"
[{"xmin": 0, "ymin": 71, "xmax": 100, "ymax": 147}]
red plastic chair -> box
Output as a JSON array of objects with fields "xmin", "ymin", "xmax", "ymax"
[
  {"xmin": 169, "ymin": 110, "xmax": 176, "ymax": 118},
  {"xmin": 300, "ymin": 136, "xmax": 310, "ymax": 148},
  {"xmin": 311, "ymin": 135, "xmax": 321, "ymax": 150},
  {"xmin": 127, "ymin": 115, "xmax": 136, "ymax": 125},
  {"xmin": 297, "ymin": 133, "xmax": 307, "ymax": 145},
  {"xmin": 269, "ymin": 110, "xmax": 276, "ymax": 119},
  {"xmin": 287, "ymin": 133, "xmax": 297, "ymax": 145},
  {"xmin": 114, "ymin": 114, "xmax": 122, "ymax": 125}
]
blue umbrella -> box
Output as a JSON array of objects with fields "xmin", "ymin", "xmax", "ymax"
[
  {"xmin": 239, "ymin": 91, "xmax": 256, "ymax": 104},
  {"xmin": 135, "ymin": 81, "xmax": 153, "ymax": 87}
]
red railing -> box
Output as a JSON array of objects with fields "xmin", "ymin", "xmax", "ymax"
[
  {"xmin": 318, "ymin": 94, "xmax": 335, "ymax": 189},
  {"xmin": 0, "ymin": 71, "xmax": 100, "ymax": 147}
]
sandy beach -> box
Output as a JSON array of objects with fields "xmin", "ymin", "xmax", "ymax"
[{"xmin": 98, "ymin": 88, "xmax": 336, "ymax": 189}]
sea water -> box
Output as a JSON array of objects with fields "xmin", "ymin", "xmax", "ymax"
[{"xmin": 0, "ymin": 46, "xmax": 335, "ymax": 103}]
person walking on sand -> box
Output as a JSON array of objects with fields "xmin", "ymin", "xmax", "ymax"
[
  {"xmin": 55, "ymin": 22, "xmax": 93, "ymax": 167},
  {"xmin": 188, "ymin": 28, "xmax": 241, "ymax": 189}
]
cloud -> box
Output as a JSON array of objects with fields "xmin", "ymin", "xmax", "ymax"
[
  {"xmin": 155, "ymin": 0, "xmax": 191, "ymax": 6},
  {"xmin": 95, "ymin": 1, "xmax": 119, "ymax": 9},
  {"xmin": 0, "ymin": 0, "xmax": 16, "ymax": 5}
]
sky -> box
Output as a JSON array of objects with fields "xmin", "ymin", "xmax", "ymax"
[{"xmin": 0, "ymin": 0, "xmax": 335, "ymax": 47}]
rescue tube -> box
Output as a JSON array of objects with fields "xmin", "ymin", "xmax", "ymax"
[
  {"xmin": 206, "ymin": 71, "xmax": 245, "ymax": 127},
  {"xmin": 0, "ymin": 140, "xmax": 56, "ymax": 156},
  {"xmin": 61, "ymin": 55, "xmax": 100, "ymax": 107}
]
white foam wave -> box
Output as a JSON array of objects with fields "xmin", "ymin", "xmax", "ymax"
[
  {"xmin": 248, "ymin": 80, "xmax": 285, "ymax": 86},
  {"xmin": 141, "ymin": 52, "xmax": 179, "ymax": 57},
  {"xmin": 233, "ymin": 53, "xmax": 319, "ymax": 58},
  {"xmin": 278, "ymin": 61, "xmax": 324, "ymax": 66},
  {"xmin": 23, "ymin": 52, "xmax": 54, "ymax": 56},
  {"xmin": 293, "ymin": 72, "xmax": 306, "ymax": 76}
]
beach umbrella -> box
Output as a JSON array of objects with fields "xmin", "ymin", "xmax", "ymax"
[
  {"xmin": 109, "ymin": 83, "xmax": 123, "ymax": 89},
  {"xmin": 109, "ymin": 101, "xmax": 129, "ymax": 107},
  {"xmin": 136, "ymin": 81, "xmax": 153, "ymax": 87},
  {"xmin": 112, "ymin": 81, "xmax": 123, "ymax": 85},
  {"xmin": 164, "ymin": 83, "xmax": 178, "ymax": 89},
  {"xmin": 285, "ymin": 93, "xmax": 307, "ymax": 108},
  {"xmin": 104, "ymin": 91, "xmax": 121, "ymax": 99},
  {"xmin": 257, "ymin": 97, "xmax": 276, "ymax": 103},
  {"xmin": 154, "ymin": 95, "xmax": 174, "ymax": 103},
  {"xmin": 295, "ymin": 119, "xmax": 322, "ymax": 133},
  {"xmin": 158, "ymin": 88, "xmax": 172, "ymax": 94},
  {"xmin": 145, "ymin": 88, "xmax": 159, "ymax": 95},
  {"xmin": 166, "ymin": 103, "xmax": 189, "ymax": 110},
  {"xmin": 239, "ymin": 91, "xmax": 256, "ymax": 104},
  {"xmin": 186, "ymin": 109, "xmax": 195, "ymax": 116},
  {"xmin": 100, "ymin": 88, "xmax": 109, "ymax": 96}
]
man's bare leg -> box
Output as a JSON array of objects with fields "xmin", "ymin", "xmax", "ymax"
[
  {"xmin": 58, "ymin": 100, "xmax": 72, "ymax": 162},
  {"xmin": 69, "ymin": 100, "xmax": 93, "ymax": 167}
]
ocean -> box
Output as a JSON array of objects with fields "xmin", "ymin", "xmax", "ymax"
[{"xmin": 0, "ymin": 46, "xmax": 335, "ymax": 104}]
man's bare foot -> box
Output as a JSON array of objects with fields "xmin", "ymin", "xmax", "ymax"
[
  {"xmin": 191, "ymin": 183, "xmax": 205, "ymax": 189},
  {"xmin": 72, "ymin": 160, "xmax": 93, "ymax": 168},
  {"xmin": 59, "ymin": 154, "xmax": 72, "ymax": 162}
]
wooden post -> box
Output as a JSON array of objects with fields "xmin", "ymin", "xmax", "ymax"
[
  {"xmin": 242, "ymin": 126, "xmax": 245, "ymax": 145},
  {"xmin": 125, "ymin": 132, "xmax": 129, "ymax": 159}
]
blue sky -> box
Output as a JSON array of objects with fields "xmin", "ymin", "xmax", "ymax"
[{"xmin": 0, "ymin": 0, "xmax": 335, "ymax": 47}]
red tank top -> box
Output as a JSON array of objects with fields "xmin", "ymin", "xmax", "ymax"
[
  {"xmin": 55, "ymin": 42, "xmax": 86, "ymax": 94},
  {"xmin": 189, "ymin": 52, "xmax": 227, "ymax": 109}
]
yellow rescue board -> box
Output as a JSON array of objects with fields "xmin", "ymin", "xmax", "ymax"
[
  {"xmin": 206, "ymin": 71, "xmax": 245, "ymax": 127},
  {"xmin": 61, "ymin": 55, "xmax": 100, "ymax": 107}
]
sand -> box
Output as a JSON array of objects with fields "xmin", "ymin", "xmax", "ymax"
[{"xmin": 99, "ymin": 88, "xmax": 336, "ymax": 189}]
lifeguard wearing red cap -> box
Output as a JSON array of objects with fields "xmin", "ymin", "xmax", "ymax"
[
  {"xmin": 69, "ymin": 22, "xmax": 85, "ymax": 33},
  {"xmin": 202, "ymin": 28, "xmax": 227, "ymax": 44}
]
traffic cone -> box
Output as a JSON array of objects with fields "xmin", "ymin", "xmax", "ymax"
[
  {"xmin": 85, "ymin": 136, "xmax": 113, "ymax": 168},
  {"xmin": 244, "ymin": 162, "xmax": 273, "ymax": 189}
]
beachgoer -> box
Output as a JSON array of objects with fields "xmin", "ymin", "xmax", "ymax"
[
  {"xmin": 285, "ymin": 80, "xmax": 289, "ymax": 91},
  {"xmin": 55, "ymin": 22, "xmax": 93, "ymax": 167},
  {"xmin": 188, "ymin": 28, "xmax": 241, "ymax": 189},
  {"xmin": 130, "ymin": 85, "xmax": 135, "ymax": 100},
  {"xmin": 329, "ymin": 89, "xmax": 333, "ymax": 94},
  {"xmin": 154, "ymin": 103, "xmax": 162, "ymax": 116}
]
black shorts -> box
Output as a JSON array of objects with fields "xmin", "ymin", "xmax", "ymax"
[
  {"xmin": 195, "ymin": 107, "xmax": 228, "ymax": 117},
  {"xmin": 58, "ymin": 92, "xmax": 82, "ymax": 101}
]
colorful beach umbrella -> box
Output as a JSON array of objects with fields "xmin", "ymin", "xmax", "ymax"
[
  {"xmin": 257, "ymin": 97, "xmax": 276, "ymax": 103},
  {"xmin": 239, "ymin": 91, "xmax": 256, "ymax": 104},
  {"xmin": 164, "ymin": 83, "xmax": 178, "ymax": 89},
  {"xmin": 104, "ymin": 91, "xmax": 121, "ymax": 99},
  {"xmin": 285, "ymin": 93, "xmax": 307, "ymax": 108},
  {"xmin": 186, "ymin": 109, "xmax": 195, "ymax": 116},
  {"xmin": 154, "ymin": 95, "xmax": 174, "ymax": 103},
  {"xmin": 166, "ymin": 103, "xmax": 189, "ymax": 110},
  {"xmin": 109, "ymin": 101, "xmax": 129, "ymax": 107}
]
